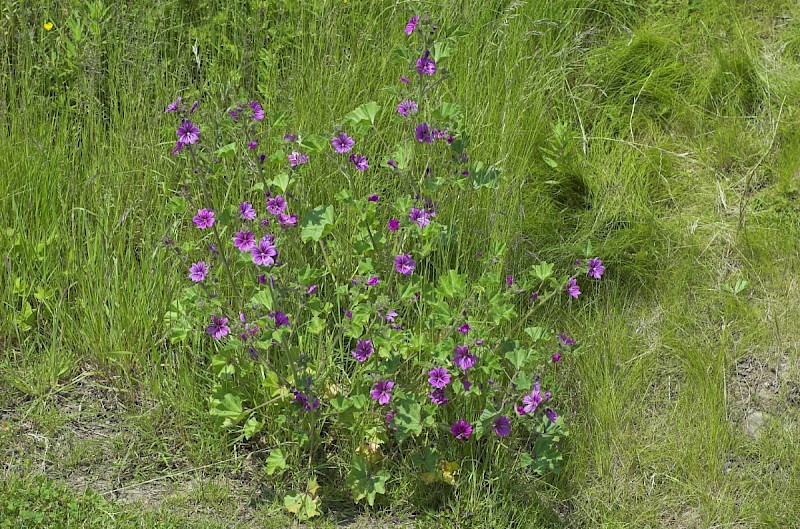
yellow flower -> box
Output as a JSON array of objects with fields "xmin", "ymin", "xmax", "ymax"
[{"xmin": 43, "ymin": 22, "xmax": 54, "ymax": 31}]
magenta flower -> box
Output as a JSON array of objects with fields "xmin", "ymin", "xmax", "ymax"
[
  {"xmin": 233, "ymin": 230, "xmax": 255, "ymax": 251},
  {"xmin": 350, "ymin": 153, "xmax": 368, "ymax": 171},
  {"xmin": 288, "ymin": 151, "xmax": 308, "ymax": 167},
  {"xmin": 404, "ymin": 15, "xmax": 419, "ymax": 35},
  {"xmin": 385, "ymin": 309, "xmax": 397, "ymax": 323},
  {"xmin": 394, "ymin": 254, "xmax": 415, "ymax": 275},
  {"xmin": 284, "ymin": 133, "xmax": 297, "ymax": 142},
  {"xmin": 521, "ymin": 383, "xmax": 543, "ymax": 414},
  {"xmin": 493, "ymin": 416, "xmax": 511, "ymax": 437},
  {"xmin": 409, "ymin": 207, "xmax": 431, "ymax": 228},
  {"xmin": 368, "ymin": 194, "xmax": 379, "ymax": 202},
  {"xmin": 189, "ymin": 261, "xmax": 208, "ymax": 282},
  {"xmin": 206, "ymin": 316, "xmax": 229, "ymax": 340},
  {"xmin": 507, "ymin": 275, "xmax": 514, "ymax": 287},
  {"xmin": 331, "ymin": 133, "xmax": 355, "ymax": 154},
  {"xmin": 239, "ymin": 202, "xmax": 256, "ymax": 220},
  {"xmin": 165, "ymin": 97, "xmax": 181, "ymax": 113},
  {"xmin": 307, "ymin": 285, "xmax": 318, "ymax": 295},
  {"xmin": 397, "ymin": 99, "xmax": 418, "ymax": 117},
  {"xmin": 428, "ymin": 388, "xmax": 448, "ymax": 405},
  {"xmin": 370, "ymin": 379, "xmax": 395, "ymax": 405},
  {"xmin": 415, "ymin": 122, "xmax": 432, "ymax": 143},
  {"xmin": 452, "ymin": 345, "xmax": 477, "ymax": 370},
  {"xmin": 278, "ymin": 213, "xmax": 297, "ymax": 226},
  {"xmin": 587, "ymin": 258, "xmax": 606, "ymax": 279},
  {"xmin": 400, "ymin": 75, "xmax": 410, "ymax": 84},
  {"xmin": 193, "ymin": 209, "xmax": 215, "ymax": 229},
  {"xmin": 250, "ymin": 238, "xmax": 277, "ymax": 266},
  {"xmin": 386, "ymin": 410, "xmax": 397, "ymax": 429},
  {"xmin": 171, "ymin": 141, "xmax": 184, "ymax": 155},
  {"xmin": 250, "ymin": 100, "xmax": 265, "ymax": 121},
  {"xmin": 459, "ymin": 323, "xmax": 470, "ymax": 334},
  {"xmin": 545, "ymin": 408, "xmax": 558, "ymax": 424},
  {"xmin": 416, "ymin": 51, "xmax": 436, "ymax": 75},
  {"xmin": 273, "ymin": 311, "xmax": 290, "ymax": 328},
  {"xmin": 557, "ymin": 333, "xmax": 576, "ymax": 346},
  {"xmin": 352, "ymin": 340, "xmax": 374, "ymax": 362},
  {"xmin": 450, "ymin": 419, "xmax": 473, "ymax": 440},
  {"xmin": 176, "ymin": 121, "xmax": 200, "ymax": 145},
  {"xmin": 428, "ymin": 366, "xmax": 451, "ymax": 389},
  {"xmin": 388, "ymin": 219, "xmax": 400, "ymax": 231},
  {"xmin": 266, "ymin": 196, "xmax": 287, "ymax": 215},
  {"xmin": 564, "ymin": 277, "xmax": 580, "ymax": 299},
  {"xmin": 552, "ymin": 352, "xmax": 562, "ymax": 363},
  {"xmin": 366, "ymin": 276, "xmax": 380, "ymax": 286}
]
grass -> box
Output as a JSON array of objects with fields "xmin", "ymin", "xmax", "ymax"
[{"xmin": 2, "ymin": 0, "xmax": 800, "ymax": 527}]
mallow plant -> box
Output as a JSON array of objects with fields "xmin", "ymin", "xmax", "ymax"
[{"xmin": 161, "ymin": 12, "xmax": 605, "ymax": 519}]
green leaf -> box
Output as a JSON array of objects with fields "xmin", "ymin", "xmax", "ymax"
[
  {"xmin": 266, "ymin": 449, "xmax": 287, "ymax": 476},
  {"xmin": 505, "ymin": 348, "xmax": 529, "ymax": 370},
  {"xmin": 347, "ymin": 456, "xmax": 390, "ymax": 507},
  {"xmin": 270, "ymin": 172, "xmax": 291, "ymax": 193},
  {"xmin": 284, "ymin": 491, "xmax": 320, "ymax": 520},
  {"xmin": 524, "ymin": 326, "xmax": 549, "ymax": 343},
  {"xmin": 393, "ymin": 400, "xmax": 423, "ymax": 441},
  {"xmin": 300, "ymin": 204, "xmax": 335, "ymax": 243},
  {"xmin": 251, "ymin": 288, "xmax": 273, "ymax": 311},
  {"xmin": 215, "ymin": 142, "xmax": 237, "ymax": 159},
  {"xmin": 243, "ymin": 417, "xmax": 262, "ymax": 439},
  {"xmin": 344, "ymin": 101, "xmax": 380, "ymax": 131},
  {"xmin": 437, "ymin": 269, "xmax": 466, "ymax": 299},
  {"xmin": 533, "ymin": 262, "xmax": 554, "ymax": 281},
  {"xmin": 298, "ymin": 134, "xmax": 327, "ymax": 154},
  {"xmin": 165, "ymin": 195, "xmax": 187, "ymax": 215}
]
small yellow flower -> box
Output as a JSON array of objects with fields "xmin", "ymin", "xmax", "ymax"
[{"xmin": 43, "ymin": 22, "xmax": 54, "ymax": 31}]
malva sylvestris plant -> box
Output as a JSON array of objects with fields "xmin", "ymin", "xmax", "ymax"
[{"xmin": 161, "ymin": 12, "xmax": 605, "ymax": 517}]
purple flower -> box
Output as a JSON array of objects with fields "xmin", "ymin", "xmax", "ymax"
[
  {"xmin": 428, "ymin": 366, "xmax": 451, "ymax": 389},
  {"xmin": 248, "ymin": 140, "xmax": 258, "ymax": 150},
  {"xmin": 193, "ymin": 209, "xmax": 215, "ymax": 229},
  {"xmin": 350, "ymin": 153, "xmax": 369, "ymax": 171},
  {"xmin": 257, "ymin": 274, "xmax": 267, "ymax": 284},
  {"xmin": 176, "ymin": 121, "xmax": 200, "ymax": 145},
  {"xmin": 588, "ymin": 257, "xmax": 606, "ymax": 279},
  {"xmin": 493, "ymin": 416, "xmax": 511, "ymax": 437},
  {"xmin": 370, "ymin": 379, "xmax": 395, "ymax": 405},
  {"xmin": 368, "ymin": 194, "xmax": 379, "ymax": 202},
  {"xmin": 400, "ymin": 75, "xmax": 410, "ymax": 84},
  {"xmin": 388, "ymin": 219, "xmax": 400, "ymax": 231},
  {"xmin": 450, "ymin": 419, "xmax": 473, "ymax": 440},
  {"xmin": 475, "ymin": 339, "xmax": 484, "ymax": 345},
  {"xmin": 394, "ymin": 254, "xmax": 415, "ymax": 275},
  {"xmin": 352, "ymin": 340, "xmax": 374, "ymax": 362},
  {"xmin": 278, "ymin": 213, "xmax": 297, "ymax": 226},
  {"xmin": 165, "ymin": 97, "xmax": 181, "ymax": 113},
  {"xmin": 428, "ymin": 388, "xmax": 448, "ymax": 405},
  {"xmin": 307, "ymin": 285, "xmax": 318, "ymax": 296},
  {"xmin": 404, "ymin": 15, "xmax": 419, "ymax": 35},
  {"xmin": 545, "ymin": 408, "xmax": 558, "ymax": 424},
  {"xmin": 239, "ymin": 202, "xmax": 256, "ymax": 220},
  {"xmin": 190, "ymin": 101, "xmax": 198, "ymax": 113},
  {"xmin": 233, "ymin": 230, "xmax": 256, "ymax": 251},
  {"xmin": 284, "ymin": 133, "xmax": 297, "ymax": 142},
  {"xmin": 266, "ymin": 196, "xmax": 287, "ymax": 215},
  {"xmin": 273, "ymin": 311, "xmax": 290, "ymax": 328},
  {"xmin": 452, "ymin": 345, "xmax": 477, "ymax": 370},
  {"xmin": 459, "ymin": 323, "xmax": 470, "ymax": 334},
  {"xmin": 409, "ymin": 207, "xmax": 431, "ymax": 228},
  {"xmin": 564, "ymin": 277, "xmax": 580, "ymax": 299},
  {"xmin": 552, "ymin": 352, "xmax": 562, "ymax": 363},
  {"xmin": 288, "ymin": 151, "xmax": 308, "ymax": 167},
  {"xmin": 557, "ymin": 333, "xmax": 576, "ymax": 346},
  {"xmin": 366, "ymin": 276, "xmax": 380, "ymax": 286},
  {"xmin": 189, "ymin": 261, "xmax": 208, "ymax": 282},
  {"xmin": 331, "ymin": 133, "xmax": 355, "ymax": 154},
  {"xmin": 250, "ymin": 100, "xmax": 265, "ymax": 121},
  {"xmin": 416, "ymin": 51, "xmax": 436, "ymax": 75},
  {"xmin": 521, "ymin": 383, "xmax": 543, "ymax": 414},
  {"xmin": 171, "ymin": 141, "xmax": 184, "ymax": 155},
  {"xmin": 415, "ymin": 122, "xmax": 432, "ymax": 143},
  {"xmin": 385, "ymin": 309, "xmax": 398, "ymax": 323},
  {"xmin": 397, "ymin": 99, "xmax": 418, "ymax": 117},
  {"xmin": 461, "ymin": 375, "xmax": 472, "ymax": 391},
  {"xmin": 229, "ymin": 110, "xmax": 239, "ymax": 121},
  {"xmin": 507, "ymin": 275, "xmax": 514, "ymax": 287},
  {"xmin": 387, "ymin": 159, "xmax": 398, "ymax": 169},
  {"xmin": 386, "ymin": 410, "xmax": 397, "ymax": 429},
  {"xmin": 206, "ymin": 316, "xmax": 229, "ymax": 340},
  {"xmin": 250, "ymin": 238, "xmax": 277, "ymax": 266}
]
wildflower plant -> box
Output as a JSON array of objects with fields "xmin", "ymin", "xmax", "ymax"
[{"xmin": 162, "ymin": 12, "xmax": 605, "ymax": 516}]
